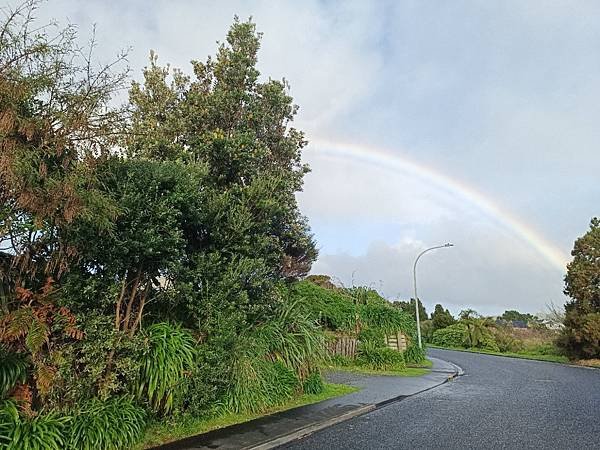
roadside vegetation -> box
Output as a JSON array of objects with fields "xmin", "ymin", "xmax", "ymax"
[
  {"xmin": 0, "ymin": 3, "xmax": 426, "ymax": 449},
  {"xmin": 421, "ymin": 308, "xmax": 568, "ymax": 363},
  {"xmin": 292, "ymin": 277, "xmax": 427, "ymax": 374},
  {"xmin": 422, "ymin": 215, "xmax": 600, "ymax": 366}
]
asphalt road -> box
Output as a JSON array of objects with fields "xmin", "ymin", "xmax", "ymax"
[{"xmin": 282, "ymin": 348, "xmax": 600, "ymax": 450}]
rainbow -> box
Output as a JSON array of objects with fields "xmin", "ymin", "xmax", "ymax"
[{"xmin": 308, "ymin": 137, "xmax": 569, "ymax": 273}]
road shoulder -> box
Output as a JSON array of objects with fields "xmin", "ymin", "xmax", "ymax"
[{"xmin": 152, "ymin": 356, "xmax": 460, "ymax": 450}]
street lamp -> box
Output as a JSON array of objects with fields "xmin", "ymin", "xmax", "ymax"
[{"xmin": 413, "ymin": 243, "xmax": 454, "ymax": 348}]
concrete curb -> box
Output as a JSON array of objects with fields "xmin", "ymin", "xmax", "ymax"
[
  {"xmin": 246, "ymin": 360, "xmax": 463, "ymax": 450},
  {"xmin": 246, "ymin": 405, "xmax": 375, "ymax": 450}
]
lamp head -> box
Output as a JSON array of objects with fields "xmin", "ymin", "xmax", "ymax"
[{"xmin": 444, "ymin": 243, "xmax": 454, "ymax": 247}]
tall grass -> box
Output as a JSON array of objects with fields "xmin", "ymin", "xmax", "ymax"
[
  {"xmin": 223, "ymin": 299, "xmax": 328, "ymax": 413},
  {"xmin": 66, "ymin": 396, "xmax": 146, "ymax": 450},
  {"xmin": 136, "ymin": 322, "xmax": 197, "ymax": 414},
  {"xmin": 356, "ymin": 342, "xmax": 406, "ymax": 371},
  {"xmin": 1, "ymin": 403, "xmax": 69, "ymax": 450}
]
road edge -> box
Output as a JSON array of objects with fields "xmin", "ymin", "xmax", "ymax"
[
  {"xmin": 246, "ymin": 359, "xmax": 462, "ymax": 450},
  {"xmin": 429, "ymin": 345, "xmax": 600, "ymax": 371}
]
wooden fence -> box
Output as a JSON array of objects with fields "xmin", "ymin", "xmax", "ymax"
[
  {"xmin": 329, "ymin": 332, "xmax": 408, "ymax": 358},
  {"xmin": 328, "ymin": 336, "xmax": 358, "ymax": 358}
]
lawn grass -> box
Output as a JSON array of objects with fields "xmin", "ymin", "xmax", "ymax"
[
  {"xmin": 137, "ymin": 383, "xmax": 358, "ymax": 449},
  {"xmin": 407, "ymin": 358, "xmax": 433, "ymax": 369},
  {"xmin": 324, "ymin": 357, "xmax": 431, "ymax": 377},
  {"xmin": 326, "ymin": 365, "xmax": 430, "ymax": 377},
  {"xmin": 429, "ymin": 344, "xmax": 569, "ymax": 363}
]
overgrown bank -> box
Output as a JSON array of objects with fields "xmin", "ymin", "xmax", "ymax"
[
  {"xmin": 0, "ymin": 4, "xmax": 425, "ymax": 449},
  {"xmin": 0, "ymin": 4, "xmax": 323, "ymax": 449}
]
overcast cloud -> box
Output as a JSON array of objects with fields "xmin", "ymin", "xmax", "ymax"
[{"xmin": 23, "ymin": 0, "xmax": 600, "ymax": 316}]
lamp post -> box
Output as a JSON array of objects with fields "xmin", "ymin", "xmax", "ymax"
[{"xmin": 413, "ymin": 243, "xmax": 454, "ymax": 348}]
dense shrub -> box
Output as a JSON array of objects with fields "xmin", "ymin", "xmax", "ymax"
[
  {"xmin": 559, "ymin": 312, "xmax": 600, "ymax": 359},
  {"xmin": 290, "ymin": 281, "xmax": 356, "ymax": 331},
  {"xmin": 292, "ymin": 281, "xmax": 425, "ymax": 365},
  {"xmin": 48, "ymin": 314, "xmax": 146, "ymax": 408},
  {"xmin": 357, "ymin": 342, "xmax": 406, "ymax": 371},
  {"xmin": 182, "ymin": 344, "xmax": 231, "ymax": 418},
  {"xmin": 223, "ymin": 299, "xmax": 326, "ymax": 413},
  {"xmin": 404, "ymin": 344, "xmax": 427, "ymax": 364},
  {"xmin": 358, "ymin": 328, "xmax": 386, "ymax": 347},
  {"xmin": 359, "ymin": 303, "xmax": 415, "ymax": 336},
  {"xmin": 223, "ymin": 358, "xmax": 298, "ymax": 414},
  {"xmin": 432, "ymin": 324, "xmax": 467, "ymax": 348}
]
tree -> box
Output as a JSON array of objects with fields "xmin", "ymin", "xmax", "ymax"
[
  {"xmin": 500, "ymin": 310, "xmax": 536, "ymax": 324},
  {"xmin": 559, "ymin": 218, "xmax": 600, "ymax": 359},
  {"xmin": 121, "ymin": 19, "xmax": 318, "ymax": 334},
  {"xmin": 458, "ymin": 308, "xmax": 479, "ymax": 320},
  {"xmin": 0, "ymin": 1, "xmax": 127, "ymax": 290},
  {"xmin": 431, "ymin": 304, "xmax": 455, "ymax": 331},
  {"xmin": 394, "ymin": 299, "xmax": 427, "ymax": 322}
]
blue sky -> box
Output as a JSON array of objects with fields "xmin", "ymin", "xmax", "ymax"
[{"xmin": 24, "ymin": 0, "xmax": 600, "ymax": 316}]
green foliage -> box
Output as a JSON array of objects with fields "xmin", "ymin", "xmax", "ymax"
[
  {"xmin": 431, "ymin": 304, "xmax": 456, "ymax": 331},
  {"xmin": 420, "ymin": 320, "xmax": 434, "ymax": 343},
  {"xmin": 223, "ymin": 298, "xmax": 326, "ymax": 413},
  {"xmin": 65, "ymin": 397, "xmax": 146, "ymax": 450},
  {"xmin": 2, "ymin": 406, "xmax": 69, "ymax": 450},
  {"xmin": 291, "ymin": 281, "xmax": 416, "ymax": 337},
  {"xmin": 257, "ymin": 299, "xmax": 328, "ymax": 375},
  {"xmin": 500, "ymin": 310, "xmax": 536, "ymax": 324},
  {"xmin": 432, "ymin": 323, "xmax": 467, "ymax": 348},
  {"xmin": 290, "ymin": 281, "xmax": 356, "ymax": 331},
  {"xmin": 47, "ymin": 314, "xmax": 146, "ymax": 408},
  {"xmin": 223, "ymin": 358, "xmax": 298, "ymax": 414},
  {"xmin": 356, "ymin": 342, "xmax": 406, "ymax": 371},
  {"xmin": 0, "ymin": 349, "xmax": 27, "ymax": 398},
  {"xmin": 403, "ymin": 344, "xmax": 427, "ymax": 364},
  {"xmin": 0, "ymin": 6, "xmax": 328, "ymax": 448},
  {"xmin": 432, "ymin": 319, "xmax": 498, "ymax": 352},
  {"xmin": 137, "ymin": 323, "xmax": 197, "ymax": 414},
  {"xmin": 0, "ymin": 400, "xmax": 19, "ymax": 447},
  {"xmin": 359, "ymin": 304, "xmax": 415, "ymax": 336},
  {"xmin": 302, "ymin": 371, "xmax": 325, "ymax": 395},
  {"xmin": 558, "ymin": 312, "xmax": 600, "ymax": 359},
  {"xmin": 394, "ymin": 299, "xmax": 428, "ymax": 321},
  {"xmin": 560, "ymin": 218, "xmax": 600, "ymax": 358},
  {"xmin": 181, "ymin": 345, "xmax": 230, "ymax": 418},
  {"xmin": 357, "ymin": 328, "xmax": 386, "ymax": 347},
  {"xmin": 463, "ymin": 318, "xmax": 499, "ymax": 351}
]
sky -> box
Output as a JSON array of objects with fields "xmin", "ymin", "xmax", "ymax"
[{"xmin": 19, "ymin": 0, "xmax": 600, "ymax": 316}]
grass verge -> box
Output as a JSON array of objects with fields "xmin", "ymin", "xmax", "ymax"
[
  {"xmin": 324, "ymin": 361, "xmax": 430, "ymax": 377},
  {"xmin": 138, "ymin": 383, "xmax": 358, "ymax": 449},
  {"xmin": 407, "ymin": 358, "xmax": 433, "ymax": 369},
  {"xmin": 429, "ymin": 344, "xmax": 569, "ymax": 363}
]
